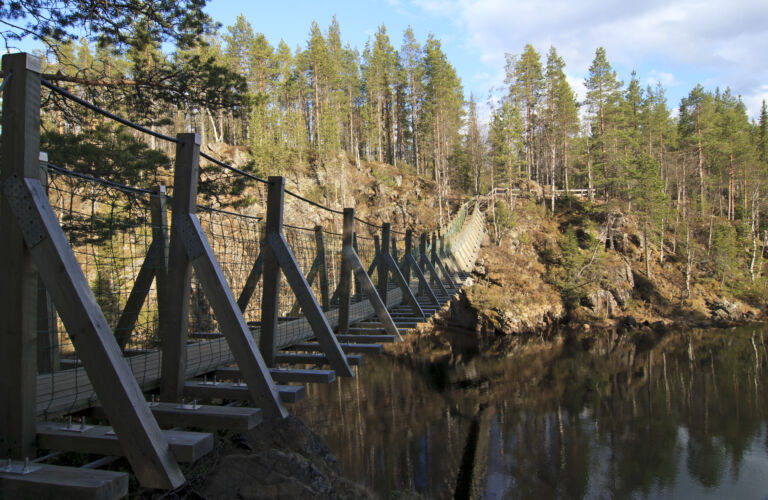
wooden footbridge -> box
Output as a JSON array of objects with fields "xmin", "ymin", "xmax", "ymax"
[{"xmin": 0, "ymin": 53, "xmax": 485, "ymax": 497}]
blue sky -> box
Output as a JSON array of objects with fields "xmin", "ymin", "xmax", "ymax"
[{"xmin": 206, "ymin": 0, "xmax": 768, "ymax": 122}]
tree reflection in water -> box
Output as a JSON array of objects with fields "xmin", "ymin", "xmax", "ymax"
[{"xmin": 292, "ymin": 324, "xmax": 768, "ymax": 498}]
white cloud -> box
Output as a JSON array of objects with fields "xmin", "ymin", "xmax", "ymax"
[
  {"xmin": 645, "ymin": 71, "xmax": 679, "ymax": 88},
  {"xmin": 433, "ymin": 0, "xmax": 768, "ymax": 118}
]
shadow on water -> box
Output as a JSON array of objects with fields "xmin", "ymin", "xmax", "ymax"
[{"xmin": 292, "ymin": 323, "xmax": 768, "ymax": 499}]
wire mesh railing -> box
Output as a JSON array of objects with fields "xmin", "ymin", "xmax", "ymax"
[{"xmin": 8, "ymin": 68, "xmax": 482, "ymax": 420}]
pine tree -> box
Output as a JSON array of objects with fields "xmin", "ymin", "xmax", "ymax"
[
  {"xmin": 401, "ymin": 27, "xmax": 424, "ymax": 174},
  {"xmin": 584, "ymin": 47, "xmax": 622, "ymax": 200},
  {"xmin": 506, "ymin": 45, "xmax": 543, "ymax": 182}
]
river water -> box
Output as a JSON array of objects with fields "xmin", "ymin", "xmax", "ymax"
[{"xmin": 293, "ymin": 324, "xmax": 768, "ymax": 499}]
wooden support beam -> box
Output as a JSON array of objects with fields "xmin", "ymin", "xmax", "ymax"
[
  {"xmin": 93, "ymin": 403, "xmax": 262, "ymax": 432},
  {"xmin": 405, "ymin": 253, "xmax": 439, "ymax": 305},
  {"xmin": 420, "ymin": 251, "xmax": 449, "ymax": 296},
  {"xmin": 368, "ymin": 235, "xmax": 380, "ymax": 279},
  {"xmin": 236, "ymin": 247, "xmax": 264, "ymax": 313},
  {"xmin": 2, "ymin": 177, "xmax": 185, "ymax": 489},
  {"xmin": 336, "ymin": 209, "xmax": 354, "ymax": 334},
  {"xmin": 347, "ymin": 327, "xmax": 410, "ymax": 335},
  {"xmin": 215, "ymin": 366, "xmax": 336, "ymax": 384},
  {"xmin": 432, "ymin": 233, "xmax": 456, "ymax": 289},
  {"xmin": 383, "ymin": 253, "xmax": 424, "ymax": 319},
  {"xmin": 161, "ymin": 135, "xmax": 199, "ymax": 402},
  {"xmin": 285, "ymin": 343, "xmax": 381, "ymax": 355},
  {"xmin": 259, "ymin": 178, "xmax": 282, "ymax": 366},
  {"xmin": 377, "ymin": 224, "xmax": 390, "ymax": 301},
  {"xmin": 0, "ymin": 462, "xmax": 128, "ymax": 500},
  {"xmin": 352, "ymin": 233, "xmax": 362, "ymax": 300},
  {"xmin": 114, "ymin": 242, "xmax": 159, "ymax": 350},
  {"xmin": 0, "ymin": 52, "xmax": 41, "ymax": 459},
  {"xmin": 149, "ymin": 403, "xmax": 261, "ymax": 432},
  {"xmin": 403, "ymin": 230, "xmax": 413, "ymax": 282},
  {"xmin": 315, "ymin": 226, "xmax": 330, "ymax": 312},
  {"xmin": 335, "ymin": 334, "xmax": 397, "ymax": 343},
  {"xmin": 36, "ymin": 423, "xmax": 212, "ymax": 463},
  {"xmin": 342, "ymin": 246, "xmax": 402, "ymax": 341},
  {"xmin": 178, "ymin": 215, "xmax": 288, "ymax": 419},
  {"xmin": 36, "ymin": 153, "xmax": 59, "ymax": 375},
  {"xmin": 263, "ymin": 177, "xmax": 353, "ymax": 377},
  {"xmin": 274, "ymin": 352, "xmax": 363, "ymax": 366},
  {"xmin": 288, "ymin": 226, "xmax": 329, "ymax": 316},
  {"xmin": 151, "ymin": 185, "xmax": 170, "ymax": 340},
  {"xmin": 183, "ymin": 381, "xmax": 306, "ymax": 404}
]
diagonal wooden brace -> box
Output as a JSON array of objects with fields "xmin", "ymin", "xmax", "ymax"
[
  {"xmin": 237, "ymin": 250, "xmax": 264, "ymax": 313},
  {"xmin": 405, "ymin": 253, "xmax": 439, "ymax": 304},
  {"xmin": 267, "ymin": 232, "xmax": 355, "ymax": 376},
  {"xmin": 420, "ymin": 253, "xmax": 449, "ymax": 296},
  {"xmin": 114, "ymin": 240, "xmax": 159, "ymax": 350},
  {"xmin": 178, "ymin": 214, "xmax": 289, "ymax": 418},
  {"xmin": 431, "ymin": 250, "xmax": 457, "ymax": 290},
  {"xmin": 343, "ymin": 246, "xmax": 403, "ymax": 341},
  {"xmin": 384, "ymin": 253, "xmax": 424, "ymax": 319},
  {"xmin": 3, "ymin": 175, "xmax": 185, "ymax": 490}
]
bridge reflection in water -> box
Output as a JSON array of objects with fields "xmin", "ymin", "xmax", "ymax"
[{"xmin": 294, "ymin": 324, "xmax": 768, "ymax": 499}]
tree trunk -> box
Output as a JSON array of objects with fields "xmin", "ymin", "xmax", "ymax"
[
  {"xmin": 644, "ymin": 219, "xmax": 651, "ymax": 279},
  {"xmin": 550, "ymin": 143, "xmax": 556, "ymax": 214}
]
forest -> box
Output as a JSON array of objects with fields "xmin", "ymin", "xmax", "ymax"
[{"xmin": 6, "ymin": 1, "xmax": 768, "ymax": 302}]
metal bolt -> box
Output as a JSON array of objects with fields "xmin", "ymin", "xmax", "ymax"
[
  {"xmin": 22, "ymin": 457, "xmax": 29, "ymax": 473},
  {"xmin": 203, "ymin": 374, "xmax": 207, "ymax": 384},
  {"xmin": 67, "ymin": 416, "xmax": 72, "ymax": 430},
  {"xmin": 80, "ymin": 417, "xmax": 86, "ymax": 430},
  {"xmin": 192, "ymin": 399, "xmax": 197, "ymax": 408}
]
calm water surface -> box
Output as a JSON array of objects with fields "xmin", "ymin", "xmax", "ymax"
[{"xmin": 293, "ymin": 324, "xmax": 768, "ymax": 498}]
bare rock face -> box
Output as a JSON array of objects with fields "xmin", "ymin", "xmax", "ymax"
[
  {"xmin": 605, "ymin": 260, "xmax": 634, "ymax": 306},
  {"xmin": 585, "ymin": 289, "xmax": 619, "ymax": 318},
  {"xmin": 706, "ymin": 298, "xmax": 749, "ymax": 322}
]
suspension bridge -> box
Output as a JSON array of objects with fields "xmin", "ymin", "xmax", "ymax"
[{"xmin": 0, "ymin": 53, "xmax": 485, "ymax": 497}]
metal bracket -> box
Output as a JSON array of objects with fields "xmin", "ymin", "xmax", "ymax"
[
  {"xmin": 2, "ymin": 175, "xmax": 47, "ymax": 248},
  {"xmin": 2, "ymin": 458, "xmax": 41, "ymax": 476}
]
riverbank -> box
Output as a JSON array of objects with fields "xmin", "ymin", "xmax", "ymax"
[{"xmin": 450, "ymin": 192, "xmax": 764, "ymax": 339}]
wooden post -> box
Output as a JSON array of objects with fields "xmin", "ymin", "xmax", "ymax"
[
  {"xmin": 36, "ymin": 152, "xmax": 59, "ymax": 374},
  {"xmin": 262, "ymin": 178, "xmax": 352, "ymax": 376},
  {"xmin": 369, "ymin": 235, "xmax": 380, "ymax": 278},
  {"xmin": 432, "ymin": 233, "xmax": 456, "ymax": 290},
  {"xmin": 351, "ymin": 233, "xmax": 361, "ymax": 301},
  {"xmin": 390, "ymin": 233, "xmax": 399, "ymax": 266},
  {"xmin": 161, "ymin": 134, "xmax": 200, "ymax": 402},
  {"xmin": 236, "ymin": 231, "xmax": 264, "ymax": 313},
  {"xmin": 3, "ymin": 177, "xmax": 186, "ymax": 489},
  {"xmin": 420, "ymin": 239, "xmax": 449, "ymax": 297},
  {"xmin": 0, "ymin": 52, "xmax": 41, "ymax": 459},
  {"xmin": 342, "ymin": 246, "xmax": 402, "ymax": 341},
  {"xmin": 314, "ymin": 225, "xmax": 330, "ymax": 311},
  {"xmin": 337, "ymin": 208, "xmax": 354, "ymax": 334},
  {"xmin": 114, "ymin": 186, "xmax": 168, "ymax": 351},
  {"xmin": 403, "ymin": 230, "xmax": 413, "ymax": 284},
  {"xmin": 152, "ymin": 185, "xmax": 169, "ymax": 330},
  {"xmin": 260, "ymin": 177, "xmax": 283, "ymax": 367},
  {"xmin": 417, "ymin": 233, "xmax": 426, "ymax": 296},
  {"xmin": 377, "ymin": 223, "xmax": 390, "ymax": 301}
]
